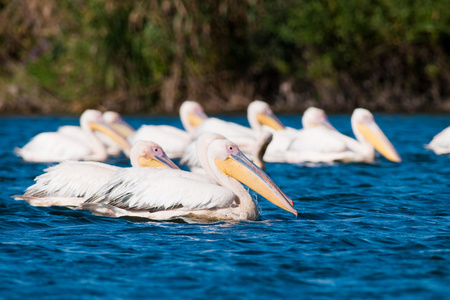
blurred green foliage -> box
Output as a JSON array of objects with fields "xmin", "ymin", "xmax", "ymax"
[{"xmin": 0, "ymin": 0, "xmax": 449, "ymax": 113}]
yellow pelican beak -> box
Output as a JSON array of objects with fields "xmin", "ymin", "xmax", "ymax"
[
  {"xmin": 89, "ymin": 121, "xmax": 132, "ymax": 151},
  {"xmin": 138, "ymin": 152, "xmax": 180, "ymax": 169},
  {"xmin": 357, "ymin": 121, "xmax": 401, "ymax": 162},
  {"xmin": 256, "ymin": 112, "xmax": 285, "ymax": 131},
  {"xmin": 109, "ymin": 119, "xmax": 136, "ymax": 138},
  {"xmin": 187, "ymin": 110, "xmax": 207, "ymax": 128},
  {"xmin": 215, "ymin": 151, "xmax": 297, "ymax": 216}
]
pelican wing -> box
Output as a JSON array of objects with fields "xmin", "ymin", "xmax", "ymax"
[
  {"xmin": 264, "ymin": 129, "xmax": 298, "ymax": 157},
  {"xmin": 193, "ymin": 118, "xmax": 254, "ymax": 140},
  {"xmin": 130, "ymin": 125, "xmax": 190, "ymax": 158},
  {"xmin": 187, "ymin": 118, "xmax": 258, "ymax": 158},
  {"xmin": 84, "ymin": 168, "xmax": 235, "ymax": 212},
  {"xmin": 60, "ymin": 125, "xmax": 122, "ymax": 155},
  {"xmin": 25, "ymin": 161, "xmax": 120, "ymax": 198},
  {"xmin": 180, "ymin": 142, "xmax": 201, "ymax": 170},
  {"xmin": 288, "ymin": 128, "xmax": 348, "ymax": 153},
  {"xmin": 264, "ymin": 128, "xmax": 349, "ymax": 162},
  {"xmin": 15, "ymin": 132, "xmax": 95, "ymax": 162},
  {"xmin": 57, "ymin": 126, "xmax": 89, "ymax": 143}
]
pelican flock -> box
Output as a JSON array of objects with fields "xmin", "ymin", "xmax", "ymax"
[
  {"xmin": 104, "ymin": 105, "xmax": 196, "ymax": 159},
  {"xmin": 180, "ymin": 100, "xmax": 283, "ymax": 170},
  {"xmin": 82, "ymin": 132, "xmax": 297, "ymax": 220},
  {"xmin": 15, "ymin": 109, "xmax": 131, "ymax": 162},
  {"xmin": 12, "ymin": 100, "xmax": 418, "ymax": 222},
  {"xmin": 264, "ymin": 108, "xmax": 401, "ymax": 163}
]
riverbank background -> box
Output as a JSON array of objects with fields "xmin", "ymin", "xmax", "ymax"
[{"xmin": 1, "ymin": 0, "xmax": 449, "ymax": 115}]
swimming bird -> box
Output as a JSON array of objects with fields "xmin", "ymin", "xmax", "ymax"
[
  {"xmin": 127, "ymin": 125, "xmax": 191, "ymax": 159},
  {"xmin": 181, "ymin": 101, "xmax": 284, "ymax": 171},
  {"xmin": 55, "ymin": 111, "xmax": 131, "ymax": 157},
  {"xmin": 104, "ymin": 104, "xmax": 203, "ymax": 159},
  {"xmin": 181, "ymin": 130, "xmax": 273, "ymax": 173},
  {"xmin": 426, "ymin": 127, "xmax": 450, "ymax": 155},
  {"xmin": 14, "ymin": 141, "xmax": 179, "ymax": 207},
  {"xmin": 301, "ymin": 107, "xmax": 337, "ymax": 131},
  {"xmin": 187, "ymin": 100, "xmax": 284, "ymax": 154},
  {"xmin": 264, "ymin": 108, "xmax": 401, "ymax": 163},
  {"xmin": 178, "ymin": 100, "xmax": 210, "ymax": 135},
  {"xmin": 81, "ymin": 132, "xmax": 297, "ymax": 221},
  {"xmin": 263, "ymin": 106, "xmax": 337, "ymax": 160},
  {"xmin": 15, "ymin": 110, "xmax": 131, "ymax": 162},
  {"xmin": 99, "ymin": 111, "xmax": 136, "ymax": 156}
]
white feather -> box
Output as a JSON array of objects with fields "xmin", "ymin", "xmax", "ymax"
[
  {"xmin": 264, "ymin": 108, "xmax": 400, "ymax": 163},
  {"xmin": 84, "ymin": 168, "xmax": 234, "ymax": 211},
  {"xmin": 129, "ymin": 125, "xmax": 190, "ymax": 158},
  {"xmin": 25, "ymin": 161, "xmax": 120, "ymax": 198},
  {"xmin": 426, "ymin": 126, "xmax": 450, "ymax": 155},
  {"xmin": 15, "ymin": 110, "xmax": 130, "ymax": 162}
]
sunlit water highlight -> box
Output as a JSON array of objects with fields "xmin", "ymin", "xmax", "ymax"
[{"xmin": 1, "ymin": 113, "xmax": 449, "ymax": 299}]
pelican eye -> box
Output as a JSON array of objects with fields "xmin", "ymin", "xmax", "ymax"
[
  {"xmin": 226, "ymin": 145, "xmax": 239, "ymax": 154},
  {"xmin": 152, "ymin": 147, "xmax": 163, "ymax": 156}
]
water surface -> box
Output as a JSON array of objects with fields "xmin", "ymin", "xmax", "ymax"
[{"xmin": 1, "ymin": 113, "xmax": 449, "ymax": 299}]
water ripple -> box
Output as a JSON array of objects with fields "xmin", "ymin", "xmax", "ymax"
[{"xmin": 1, "ymin": 114, "xmax": 450, "ymax": 299}]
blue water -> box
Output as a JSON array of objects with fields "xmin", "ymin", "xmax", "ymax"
[{"xmin": 1, "ymin": 113, "xmax": 449, "ymax": 299}]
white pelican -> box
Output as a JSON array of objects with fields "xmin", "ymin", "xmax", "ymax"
[
  {"xmin": 14, "ymin": 141, "xmax": 179, "ymax": 207},
  {"xmin": 263, "ymin": 106, "xmax": 337, "ymax": 158},
  {"xmin": 301, "ymin": 107, "xmax": 337, "ymax": 130},
  {"xmin": 104, "ymin": 104, "xmax": 202, "ymax": 159},
  {"xmin": 181, "ymin": 130, "xmax": 273, "ymax": 173},
  {"xmin": 127, "ymin": 126, "xmax": 191, "ymax": 159},
  {"xmin": 81, "ymin": 132, "xmax": 297, "ymax": 221},
  {"xmin": 426, "ymin": 127, "xmax": 450, "ymax": 155},
  {"xmin": 15, "ymin": 110, "xmax": 131, "ymax": 162},
  {"xmin": 180, "ymin": 101, "xmax": 284, "ymax": 171},
  {"xmin": 178, "ymin": 100, "xmax": 209, "ymax": 134},
  {"xmin": 186, "ymin": 100, "xmax": 284, "ymax": 154},
  {"xmin": 264, "ymin": 108, "xmax": 401, "ymax": 163},
  {"xmin": 55, "ymin": 111, "xmax": 130, "ymax": 157},
  {"xmin": 99, "ymin": 111, "xmax": 135, "ymax": 156}
]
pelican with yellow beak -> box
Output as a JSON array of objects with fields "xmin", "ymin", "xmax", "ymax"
[
  {"xmin": 181, "ymin": 100, "xmax": 284, "ymax": 171},
  {"xmin": 103, "ymin": 104, "xmax": 202, "ymax": 159},
  {"xmin": 14, "ymin": 140, "xmax": 179, "ymax": 207},
  {"xmin": 187, "ymin": 100, "xmax": 284, "ymax": 154},
  {"xmin": 82, "ymin": 132, "xmax": 297, "ymax": 221},
  {"xmin": 265, "ymin": 108, "xmax": 401, "ymax": 163},
  {"xmin": 263, "ymin": 106, "xmax": 337, "ymax": 160},
  {"xmin": 15, "ymin": 110, "xmax": 131, "ymax": 162}
]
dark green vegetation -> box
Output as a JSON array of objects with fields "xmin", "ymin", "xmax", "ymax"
[{"xmin": 1, "ymin": 0, "xmax": 449, "ymax": 114}]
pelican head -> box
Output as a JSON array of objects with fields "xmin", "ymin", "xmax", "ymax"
[
  {"xmin": 81, "ymin": 109, "xmax": 131, "ymax": 152},
  {"xmin": 248, "ymin": 100, "xmax": 285, "ymax": 132},
  {"xmin": 103, "ymin": 111, "xmax": 135, "ymax": 138},
  {"xmin": 302, "ymin": 107, "xmax": 336, "ymax": 130},
  {"xmin": 180, "ymin": 101, "xmax": 208, "ymax": 134},
  {"xmin": 130, "ymin": 140, "xmax": 180, "ymax": 169},
  {"xmin": 197, "ymin": 132, "xmax": 297, "ymax": 216},
  {"xmin": 351, "ymin": 108, "xmax": 401, "ymax": 162}
]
